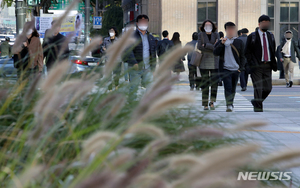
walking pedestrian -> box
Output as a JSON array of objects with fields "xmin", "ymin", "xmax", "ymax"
[
  {"xmin": 156, "ymin": 30, "xmax": 174, "ymax": 59},
  {"xmin": 171, "ymin": 32, "xmax": 185, "ymax": 77},
  {"xmin": 101, "ymin": 26, "xmax": 121, "ymax": 90},
  {"xmin": 126, "ymin": 14, "xmax": 157, "ymax": 101},
  {"xmin": 42, "ymin": 20, "xmax": 69, "ymax": 71},
  {"xmin": 185, "ymin": 32, "xmax": 200, "ymax": 90},
  {"xmin": 245, "ymin": 15, "xmax": 277, "ymax": 112},
  {"xmin": 197, "ymin": 20, "xmax": 220, "ymax": 110},
  {"xmin": 277, "ymin": 30, "xmax": 300, "ymax": 88},
  {"xmin": 214, "ymin": 22, "xmax": 246, "ymax": 112},
  {"xmin": 14, "ymin": 23, "xmax": 43, "ymax": 80},
  {"xmin": 0, "ymin": 37, "xmax": 12, "ymax": 58},
  {"xmin": 237, "ymin": 28, "xmax": 249, "ymax": 91}
]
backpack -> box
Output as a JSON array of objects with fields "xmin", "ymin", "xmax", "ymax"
[{"xmin": 13, "ymin": 46, "xmax": 29, "ymax": 70}]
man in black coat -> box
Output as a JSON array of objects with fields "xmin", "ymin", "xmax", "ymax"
[
  {"xmin": 245, "ymin": 15, "xmax": 277, "ymax": 112},
  {"xmin": 214, "ymin": 22, "xmax": 246, "ymax": 112},
  {"xmin": 125, "ymin": 14, "xmax": 157, "ymax": 101},
  {"xmin": 277, "ymin": 30, "xmax": 300, "ymax": 87},
  {"xmin": 156, "ymin": 30, "xmax": 174, "ymax": 59},
  {"xmin": 237, "ymin": 28, "xmax": 249, "ymax": 91},
  {"xmin": 42, "ymin": 20, "xmax": 69, "ymax": 71}
]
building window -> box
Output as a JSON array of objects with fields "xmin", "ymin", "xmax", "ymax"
[
  {"xmin": 197, "ymin": 0, "xmax": 217, "ymax": 31},
  {"xmin": 268, "ymin": 0, "xmax": 275, "ymax": 32},
  {"xmin": 279, "ymin": 1, "xmax": 300, "ymax": 41}
]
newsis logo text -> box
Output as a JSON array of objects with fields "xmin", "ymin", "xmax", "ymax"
[{"xmin": 237, "ymin": 172, "xmax": 292, "ymax": 181}]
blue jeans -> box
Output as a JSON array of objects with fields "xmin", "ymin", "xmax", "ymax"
[
  {"xmin": 128, "ymin": 68, "xmax": 153, "ymax": 100},
  {"xmin": 222, "ymin": 69, "xmax": 240, "ymax": 106}
]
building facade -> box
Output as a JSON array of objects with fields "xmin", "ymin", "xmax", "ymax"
[{"xmin": 122, "ymin": 0, "xmax": 300, "ymax": 45}]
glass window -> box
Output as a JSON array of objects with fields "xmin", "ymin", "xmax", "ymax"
[
  {"xmin": 268, "ymin": 6, "xmax": 274, "ymax": 18},
  {"xmin": 290, "ymin": 2, "xmax": 299, "ymax": 22},
  {"xmin": 207, "ymin": 2, "xmax": 216, "ymax": 22},
  {"xmin": 280, "ymin": 2, "xmax": 289, "ymax": 22},
  {"xmin": 290, "ymin": 24, "xmax": 299, "ymax": 40},
  {"xmin": 198, "ymin": 2, "xmax": 206, "ymax": 23},
  {"xmin": 268, "ymin": 0, "xmax": 274, "ymax": 4}
]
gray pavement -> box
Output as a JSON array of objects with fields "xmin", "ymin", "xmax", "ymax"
[{"xmin": 173, "ymin": 70, "xmax": 300, "ymax": 186}]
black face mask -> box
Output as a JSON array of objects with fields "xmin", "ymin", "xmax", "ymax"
[
  {"xmin": 261, "ymin": 27, "xmax": 269, "ymax": 32},
  {"xmin": 286, "ymin": 38, "xmax": 291, "ymax": 40}
]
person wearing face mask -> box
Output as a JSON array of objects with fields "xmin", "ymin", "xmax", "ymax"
[
  {"xmin": 101, "ymin": 26, "xmax": 121, "ymax": 90},
  {"xmin": 214, "ymin": 22, "xmax": 246, "ymax": 112},
  {"xmin": 277, "ymin": 30, "xmax": 300, "ymax": 88},
  {"xmin": 42, "ymin": 20, "xmax": 69, "ymax": 71},
  {"xmin": 125, "ymin": 14, "xmax": 156, "ymax": 101},
  {"xmin": 197, "ymin": 20, "xmax": 220, "ymax": 111},
  {"xmin": 245, "ymin": 15, "xmax": 277, "ymax": 112},
  {"xmin": 13, "ymin": 22, "xmax": 43, "ymax": 80}
]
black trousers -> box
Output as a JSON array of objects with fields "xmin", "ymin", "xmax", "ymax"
[
  {"xmin": 188, "ymin": 64, "xmax": 201, "ymax": 89},
  {"xmin": 222, "ymin": 69, "xmax": 240, "ymax": 106},
  {"xmin": 240, "ymin": 70, "xmax": 249, "ymax": 88},
  {"xmin": 250, "ymin": 63, "xmax": 272, "ymax": 109},
  {"xmin": 200, "ymin": 69, "xmax": 219, "ymax": 106}
]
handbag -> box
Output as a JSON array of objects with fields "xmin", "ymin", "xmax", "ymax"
[{"xmin": 190, "ymin": 32, "xmax": 204, "ymax": 67}]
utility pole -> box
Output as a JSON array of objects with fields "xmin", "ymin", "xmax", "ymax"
[
  {"xmin": 84, "ymin": 0, "xmax": 90, "ymax": 47},
  {"xmin": 95, "ymin": 0, "xmax": 98, "ymax": 16},
  {"xmin": 15, "ymin": 0, "xmax": 26, "ymax": 35}
]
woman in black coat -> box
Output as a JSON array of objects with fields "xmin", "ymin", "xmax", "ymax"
[{"xmin": 171, "ymin": 32, "xmax": 185, "ymax": 77}]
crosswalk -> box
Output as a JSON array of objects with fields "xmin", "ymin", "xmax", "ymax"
[{"xmin": 173, "ymin": 84, "xmax": 254, "ymax": 112}]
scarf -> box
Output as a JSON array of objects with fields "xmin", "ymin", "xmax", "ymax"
[{"xmin": 282, "ymin": 39, "xmax": 291, "ymax": 56}]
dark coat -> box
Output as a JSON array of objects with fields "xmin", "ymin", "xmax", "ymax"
[
  {"xmin": 277, "ymin": 39, "xmax": 300, "ymax": 63},
  {"xmin": 125, "ymin": 29, "xmax": 157, "ymax": 71},
  {"xmin": 197, "ymin": 32, "xmax": 219, "ymax": 69},
  {"xmin": 185, "ymin": 40, "xmax": 198, "ymax": 65},
  {"xmin": 42, "ymin": 30, "xmax": 69, "ymax": 69},
  {"xmin": 237, "ymin": 34, "xmax": 247, "ymax": 50},
  {"xmin": 245, "ymin": 30, "xmax": 277, "ymax": 71},
  {"xmin": 213, "ymin": 38, "xmax": 246, "ymax": 72},
  {"xmin": 101, "ymin": 36, "xmax": 118, "ymax": 54},
  {"xmin": 156, "ymin": 39, "xmax": 174, "ymax": 57}
]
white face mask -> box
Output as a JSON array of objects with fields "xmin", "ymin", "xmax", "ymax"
[
  {"xmin": 138, "ymin": 24, "xmax": 148, "ymax": 31},
  {"xmin": 109, "ymin": 32, "xmax": 115, "ymax": 37},
  {"xmin": 204, "ymin": 26, "xmax": 212, "ymax": 33}
]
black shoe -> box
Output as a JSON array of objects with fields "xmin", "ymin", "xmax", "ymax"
[
  {"xmin": 251, "ymin": 100, "xmax": 263, "ymax": 112},
  {"xmin": 218, "ymin": 81, "xmax": 223, "ymax": 86},
  {"xmin": 204, "ymin": 106, "xmax": 209, "ymax": 111},
  {"xmin": 286, "ymin": 83, "xmax": 290, "ymax": 88},
  {"xmin": 241, "ymin": 87, "xmax": 247, "ymax": 91},
  {"xmin": 209, "ymin": 102, "xmax": 215, "ymax": 110},
  {"xmin": 289, "ymin": 81, "xmax": 293, "ymax": 88}
]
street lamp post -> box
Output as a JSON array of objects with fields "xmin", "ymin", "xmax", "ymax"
[
  {"xmin": 15, "ymin": 0, "xmax": 26, "ymax": 35},
  {"xmin": 84, "ymin": 0, "xmax": 90, "ymax": 47}
]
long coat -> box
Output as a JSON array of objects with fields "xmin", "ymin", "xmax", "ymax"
[{"xmin": 197, "ymin": 32, "xmax": 219, "ymax": 70}]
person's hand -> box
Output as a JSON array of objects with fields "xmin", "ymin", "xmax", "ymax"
[
  {"xmin": 102, "ymin": 47, "xmax": 106, "ymax": 51},
  {"xmin": 221, "ymin": 38, "xmax": 227, "ymax": 44},
  {"xmin": 23, "ymin": 42, "xmax": 27, "ymax": 47},
  {"xmin": 238, "ymin": 70, "xmax": 241, "ymax": 73},
  {"xmin": 133, "ymin": 64, "xmax": 138, "ymax": 71},
  {"xmin": 202, "ymin": 44, "xmax": 205, "ymax": 47},
  {"xmin": 280, "ymin": 58, "xmax": 283, "ymax": 62}
]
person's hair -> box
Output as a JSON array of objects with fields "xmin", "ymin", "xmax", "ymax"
[
  {"xmin": 108, "ymin": 26, "xmax": 119, "ymax": 37},
  {"xmin": 237, "ymin": 30, "xmax": 242, "ymax": 36},
  {"xmin": 258, "ymin": 15, "xmax": 271, "ymax": 23},
  {"xmin": 241, "ymin": 28, "xmax": 249, "ymax": 34},
  {"xmin": 224, "ymin": 22, "xmax": 236, "ymax": 30},
  {"xmin": 171, "ymin": 32, "xmax": 181, "ymax": 45},
  {"xmin": 218, "ymin": 31, "xmax": 224, "ymax": 38},
  {"xmin": 162, "ymin": 30, "xmax": 169, "ymax": 38},
  {"xmin": 136, "ymin": 14, "xmax": 149, "ymax": 23},
  {"xmin": 31, "ymin": 27, "xmax": 40, "ymax": 37},
  {"xmin": 200, "ymin": 20, "xmax": 217, "ymax": 32},
  {"xmin": 192, "ymin": 32, "xmax": 198, "ymax": 40},
  {"xmin": 285, "ymin": 30, "xmax": 293, "ymax": 34}
]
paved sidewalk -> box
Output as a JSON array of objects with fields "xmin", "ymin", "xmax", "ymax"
[{"xmin": 173, "ymin": 81, "xmax": 300, "ymax": 185}]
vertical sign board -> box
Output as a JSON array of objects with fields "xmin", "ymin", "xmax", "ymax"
[{"xmin": 93, "ymin": 16, "xmax": 102, "ymax": 29}]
